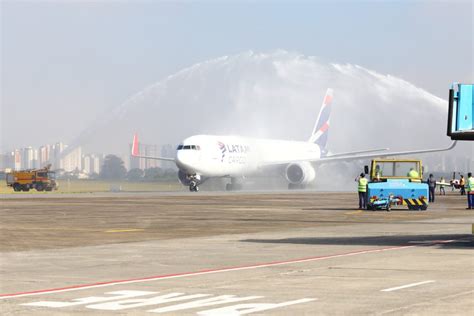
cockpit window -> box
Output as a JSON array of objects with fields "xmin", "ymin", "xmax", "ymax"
[{"xmin": 178, "ymin": 145, "xmax": 200, "ymax": 150}]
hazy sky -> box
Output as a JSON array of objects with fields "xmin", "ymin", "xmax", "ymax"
[{"xmin": 1, "ymin": 0, "xmax": 473, "ymax": 151}]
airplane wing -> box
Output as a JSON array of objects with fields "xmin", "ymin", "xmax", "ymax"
[
  {"xmin": 261, "ymin": 141, "xmax": 457, "ymax": 166},
  {"xmin": 318, "ymin": 141, "xmax": 457, "ymax": 163},
  {"xmin": 131, "ymin": 134, "xmax": 175, "ymax": 162},
  {"xmin": 323, "ymin": 148, "xmax": 389, "ymax": 159}
]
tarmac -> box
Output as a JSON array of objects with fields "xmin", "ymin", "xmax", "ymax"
[{"xmin": 0, "ymin": 191, "xmax": 473, "ymax": 315}]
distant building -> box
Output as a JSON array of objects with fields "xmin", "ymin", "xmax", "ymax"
[
  {"xmin": 52, "ymin": 142, "xmax": 65, "ymax": 170},
  {"xmin": 20, "ymin": 147, "xmax": 35, "ymax": 169},
  {"xmin": 83, "ymin": 155, "xmax": 92, "ymax": 174},
  {"xmin": 0, "ymin": 153, "xmax": 13, "ymax": 170},
  {"xmin": 38, "ymin": 144, "xmax": 52, "ymax": 168},
  {"xmin": 1, "ymin": 142, "xmax": 109, "ymax": 174},
  {"xmin": 83, "ymin": 154, "xmax": 102, "ymax": 175},
  {"xmin": 33, "ymin": 149, "xmax": 39, "ymax": 169},
  {"xmin": 62, "ymin": 146, "xmax": 82, "ymax": 172},
  {"xmin": 161, "ymin": 144, "xmax": 176, "ymax": 169},
  {"xmin": 144, "ymin": 144, "xmax": 160, "ymax": 169},
  {"xmin": 129, "ymin": 143, "xmax": 161, "ymax": 170},
  {"xmin": 14, "ymin": 150, "xmax": 21, "ymax": 170}
]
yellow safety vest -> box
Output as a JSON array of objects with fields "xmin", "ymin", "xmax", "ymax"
[
  {"xmin": 467, "ymin": 177, "xmax": 474, "ymax": 193},
  {"xmin": 408, "ymin": 170, "xmax": 419, "ymax": 178},
  {"xmin": 358, "ymin": 178, "xmax": 368, "ymax": 192}
]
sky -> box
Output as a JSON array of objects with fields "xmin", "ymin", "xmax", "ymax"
[{"xmin": 1, "ymin": 0, "xmax": 473, "ymax": 151}]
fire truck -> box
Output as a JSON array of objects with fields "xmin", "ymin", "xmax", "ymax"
[{"xmin": 6, "ymin": 165, "xmax": 58, "ymax": 192}]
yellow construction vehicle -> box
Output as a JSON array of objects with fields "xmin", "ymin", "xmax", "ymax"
[{"xmin": 6, "ymin": 165, "xmax": 58, "ymax": 192}]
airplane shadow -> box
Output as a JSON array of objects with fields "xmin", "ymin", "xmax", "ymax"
[{"xmin": 241, "ymin": 234, "xmax": 473, "ymax": 249}]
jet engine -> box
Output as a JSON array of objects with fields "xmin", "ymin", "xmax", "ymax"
[{"xmin": 285, "ymin": 162, "xmax": 316, "ymax": 185}]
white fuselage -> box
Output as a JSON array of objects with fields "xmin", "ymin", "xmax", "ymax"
[{"xmin": 175, "ymin": 135, "xmax": 321, "ymax": 177}]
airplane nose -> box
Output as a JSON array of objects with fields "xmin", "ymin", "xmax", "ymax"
[{"xmin": 176, "ymin": 151, "xmax": 196, "ymax": 172}]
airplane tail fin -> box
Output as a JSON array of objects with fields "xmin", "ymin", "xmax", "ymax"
[
  {"xmin": 130, "ymin": 134, "xmax": 175, "ymax": 162},
  {"xmin": 132, "ymin": 133, "xmax": 140, "ymax": 156},
  {"xmin": 308, "ymin": 88, "xmax": 333, "ymax": 154}
]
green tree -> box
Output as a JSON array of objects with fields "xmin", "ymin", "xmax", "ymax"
[
  {"xmin": 144, "ymin": 167, "xmax": 163, "ymax": 181},
  {"xmin": 100, "ymin": 155, "xmax": 126, "ymax": 180},
  {"xmin": 164, "ymin": 168, "xmax": 177, "ymax": 180},
  {"xmin": 127, "ymin": 168, "xmax": 144, "ymax": 181}
]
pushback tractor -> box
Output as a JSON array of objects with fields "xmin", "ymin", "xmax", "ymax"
[{"xmin": 364, "ymin": 159, "xmax": 428, "ymax": 211}]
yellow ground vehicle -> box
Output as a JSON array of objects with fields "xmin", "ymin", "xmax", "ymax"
[
  {"xmin": 6, "ymin": 166, "xmax": 58, "ymax": 192},
  {"xmin": 364, "ymin": 159, "xmax": 428, "ymax": 211}
]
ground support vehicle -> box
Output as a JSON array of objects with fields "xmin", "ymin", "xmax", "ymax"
[
  {"xmin": 6, "ymin": 166, "xmax": 58, "ymax": 192},
  {"xmin": 365, "ymin": 159, "xmax": 428, "ymax": 211}
]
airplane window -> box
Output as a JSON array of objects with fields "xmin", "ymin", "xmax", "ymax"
[
  {"xmin": 183, "ymin": 145, "xmax": 191, "ymax": 150},
  {"xmin": 196, "ymin": 145, "xmax": 201, "ymax": 150},
  {"xmin": 177, "ymin": 145, "xmax": 183, "ymax": 150},
  {"xmin": 191, "ymin": 145, "xmax": 196, "ymax": 150}
]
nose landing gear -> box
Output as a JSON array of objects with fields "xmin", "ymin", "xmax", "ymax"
[
  {"xmin": 189, "ymin": 180, "xmax": 199, "ymax": 192},
  {"xmin": 178, "ymin": 170, "xmax": 202, "ymax": 192},
  {"xmin": 188, "ymin": 174, "xmax": 201, "ymax": 192}
]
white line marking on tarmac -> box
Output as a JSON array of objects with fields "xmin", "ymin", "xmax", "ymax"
[
  {"xmin": 381, "ymin": 280, "xmax": 435, "ymax": 292},
  {"xmin": 0, "ymin": 244, "xmax": 417, "ymax": 300},
  {"xmin": 378, "ymin": 290, "xmax": 474, "ymax": 315},
  {"xmin": 0, "ymin": 239, "xmax": 456, "ymax": 300}
]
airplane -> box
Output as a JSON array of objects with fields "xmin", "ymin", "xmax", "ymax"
[{"xmin": 131, "ymin": 89, "xmax": 457, "ymax": 192}]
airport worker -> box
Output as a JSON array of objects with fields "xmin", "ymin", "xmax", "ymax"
[
  {"xmin": 355, "ymin": 173, "xmax": 368, "ymax": 209},
  {"xmin": 427, "ymin": 174, "xmax": 436, "ymax": 203},
  {"xmin": 408, "ymin": 168, "xmax": 419, "ymax": 179},
  {"xmin": 467, "ymin": 172, "xmax": 474, "ymax": 210},
  {"xmin": 374, "ymin": 165, "xmax": 382, "ymax": 181},
  {"xmin": 460, "ymin": 175, "xmax": 466, "ymax": 195},
  {"xmin": 439, "ymin": 177, "xmax": 446, "ymax": 195}
]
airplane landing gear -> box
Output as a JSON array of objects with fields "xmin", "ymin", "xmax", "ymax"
[
  {"xmin": 189, "ymin": 181, "xmax": 199, "ymax": 192},
  {"xmin": 188, "ymin": 175, "xmax": 200, "ymax": 192}
]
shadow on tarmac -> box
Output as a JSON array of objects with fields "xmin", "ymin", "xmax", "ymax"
[
  {"xmin": 302, "ymin": 207, "xmax": 359, "ymax": 211},
  {"xmin": 242, "ymin": 234, "xmax": 474, "ymax": 248}
]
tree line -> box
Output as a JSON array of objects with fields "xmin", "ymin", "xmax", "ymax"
[{"xmin": 100, "ymin": 154, "xmax": 176, "ymax": 181}]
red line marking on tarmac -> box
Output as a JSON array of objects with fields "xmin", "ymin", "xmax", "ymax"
[{"xmin": 0, "ymin": 240, "xmax": 456, "ymax": 300}]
